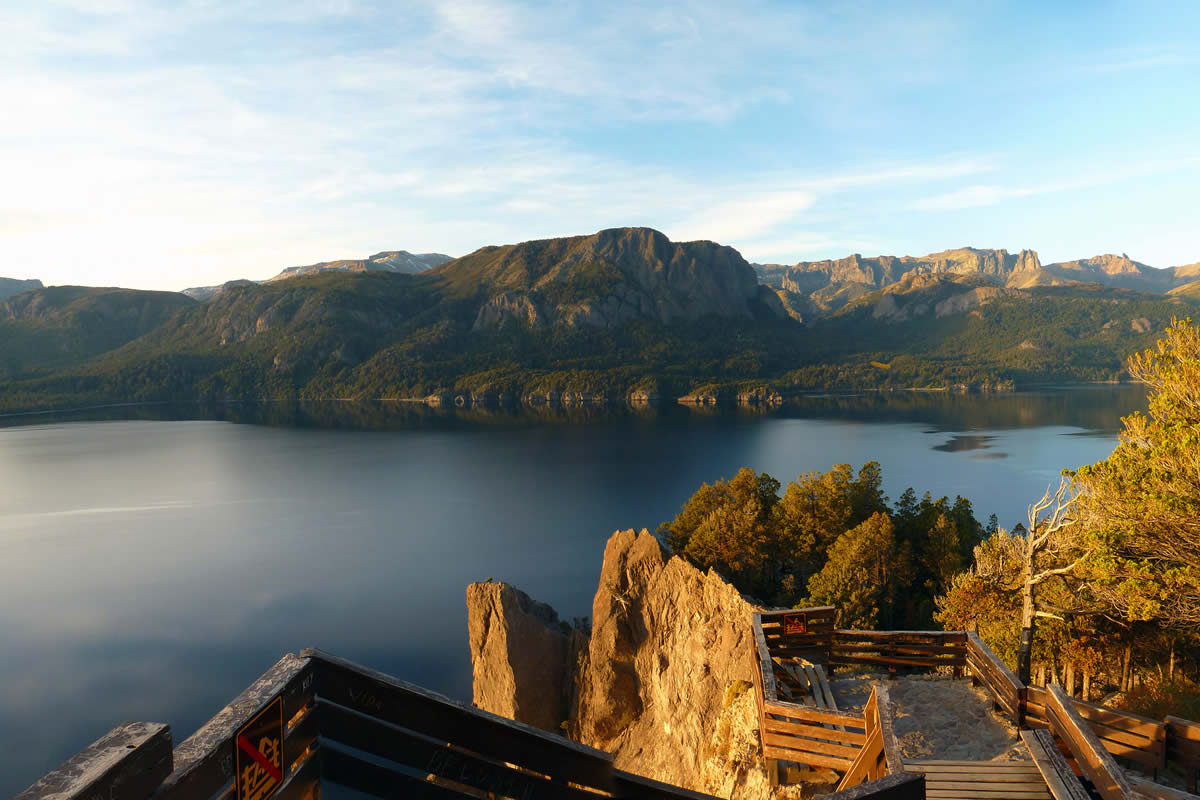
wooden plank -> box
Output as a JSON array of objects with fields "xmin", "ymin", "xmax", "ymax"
[
  {"xmin": 315, "ymin": 699, "xmax": 601, "ymax": 800},
  {"xmin": 835, "ymin": 629, "xmax": 968, "ymax": 641},
  {"xmin": 1021, "ymin": 730, "xmax": 1091, "ymax": 800},
  {"xmin": 760, "ymin": 606, "xmax": 836, "ymax": 618},
  {"xmin": 837, "ymin": 727, "xmax": 884, "ymax": 791},
  {"xmin": 763, "ymin": 732, "xmax": 863, "ymax": 760},
  {"xmin": 320, "ymin": 745, "xmax": 471, "ymax": 799},
  {"xmin": 17, "ymin": 722, "xmax": 172, "ymax": 800},
  {"xmin": 155, "ymin": 653, "xmax": 313, "ymax": 800},
  {"xmin": 906, "ymin": 769, "xmax": 1046, "ymax": 781},
  {"xmin": 274, "ymin": 748, "xmax": 320, "ymax": 800},
  {"xmin": 754, "ymin": 613, "xmax": 780, "ymax": 703},
  {"xmin": 921, "ymin": 782, "xmax": 1046, "ymax": 796},
  {"xmin": 1073, "ymin": 700, "xmax": 1163, "ymax": 733},
  {"xmin": 1046, "ymin": 683, "xmax": 1135, "ymax": 800},
  {"xmin": 1129, "ymin": 775, "xmax": 1200, "ymax": 800},
  {"xmin": 872, "ymin": 684, "xmax": 903, "ymax": 776},
  {"xmin": 1168, "ymin": 717, "xmax": 1200, "ymax": 744},
  {"xmin": 826, "ymin": 773, "xmax": 925, "ymax": 800},
  {"xmin": 925, "ymin": 791, "xmax": 1048, "ymax": 799},
  {"xmin": 765, "ymin": 717, "xmax": 867, "ymax": 746},
  {"xmin": 614, "ymin": 769, "xmax": 726, "ymax": 800},
  {"xmin": 816, "ymin": 666, "xmax": 840, "ymax": 712},
  {"xmin": 304, "ymin": 648, "xmax": 616, "ymax": 793},
  {"xmin": 764, "ymin": 700, "xmax": 865, "ymax": 729},
  {"xmin": 905, "ymin": 761, "xmax": 1042, "ymax": 769},
  {"xmin": 763, "ymin": 745, "xmax": 854, "ymax": 771},
  {"xmin": 834, "ymin": 654, "xmax": 962, "ymax": 669}
]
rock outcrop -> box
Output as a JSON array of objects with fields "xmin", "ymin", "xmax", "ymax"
[
  {"xmin": 466, "ymin": 582, "xmax": 583, "ymax": 733},
  {"xmin": 467, "ymin": 529, "xmax": 772, "ymax": 798},
  {"xmin": 0, "ymin": 277, "xmax": 42, "ymax": 301}
]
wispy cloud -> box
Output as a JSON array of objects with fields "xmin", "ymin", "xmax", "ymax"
[{"xmin": 3, "ymin": 0, "xmax": 1199, "ymax": 286}]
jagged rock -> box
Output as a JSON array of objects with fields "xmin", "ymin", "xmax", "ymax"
[
  {"xmin": 468, "ymin": 530, "xmax": 770, "ymax": 797},
  {"xmin": 466, "ymin": 582, "xmax": 581, "ymax": 733},
  {"xmin": 473, "ymin": 292, "xmax": 543, "ymax": 330},
  {"xmin": 1131, "ymin": 317, "xmax": 1153, "ymax": 333}
]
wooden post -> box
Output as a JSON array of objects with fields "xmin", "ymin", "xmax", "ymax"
[{"xmin": 16, "ymin": 722, "xmax": 172, "ymax": 800}]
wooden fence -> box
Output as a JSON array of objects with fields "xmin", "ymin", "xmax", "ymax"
[
  {"xmin": 752, "ymin": 607, "xmax": 1200, "ymax": 798},
  {"xmin": 20, "ymin": 649, "xmax": 727, "ymax": 800},
  {"xmin": 836, "ymin": 685, "xmax": 904, "ymax": 792}
]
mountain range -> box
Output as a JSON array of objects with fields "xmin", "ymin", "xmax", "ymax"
[
  {"xmin": 0, "ymin": 228, "xmax": 1196, "ymax": 409},
  {"xmin": 181, "ymin": 250, "xmax": 453, "ymax": 300},
  {"xmin": 754, "ymin": 248, "xmax": 1200, "ymax": 319}
]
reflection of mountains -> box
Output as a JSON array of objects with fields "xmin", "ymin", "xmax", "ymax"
[
  {"xmin": 932, "ymin": 435, "xmax": 996, "ymax": 453},
  {"xmin": 781, "ymin": 386, "xmax": 1147, "ymax": 434},
  {"xmin": 0, "ymin": 385, "xmax": 1147, "ymax": 433}
]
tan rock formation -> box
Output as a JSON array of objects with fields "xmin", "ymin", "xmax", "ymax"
[
  {"xmin": 467, "ymin": 529, "xmax": 772, "ymax": 798},
  {"xmin": 466, "ymin": 582, "xmax": 581, "ymax": 733}
]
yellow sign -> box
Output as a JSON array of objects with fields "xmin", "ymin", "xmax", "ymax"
[{"xmin": 235, "ymin": 695, "xmax": 285, "ymax": 800}]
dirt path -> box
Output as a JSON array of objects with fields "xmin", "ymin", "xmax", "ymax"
[{"xmin": 829, "ymin": 674, "xmax": 1028, "ymax": 762}]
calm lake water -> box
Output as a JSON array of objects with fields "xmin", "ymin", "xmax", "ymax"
[{"xmin": 0, "ymin": 387, "xmax": 1146, "ymax": 792}]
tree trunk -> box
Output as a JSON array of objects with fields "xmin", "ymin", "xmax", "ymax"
[
  {"xmin": 1066, "ymin": 662, "xmax": 1076, "ymax": 696},
  {"xmin": 1037, "ymin": 664, "xmax": 1046, "ymax": 686},
  {"xmin": 1082, "ymin": 670, "xmax": 1091, "ymax": 701},
  {"xmin": 1121, "ymin": 637, "xmax": 1133, "ymax": 692},
  {"xmin": 1018, "ymin": 545, "xmax": 1035, "ymax": 685},
  {"xmin": 1169, "ymin": 639, "xmax": 1176, "ymax": 681}
]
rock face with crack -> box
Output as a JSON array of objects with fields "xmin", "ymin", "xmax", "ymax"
[{"xmin": 467, "ymin": 529, "xmax": 775, "ymax": 798}]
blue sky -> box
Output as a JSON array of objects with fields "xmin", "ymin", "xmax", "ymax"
[{"xmin": 3, "ymin": 0, "xmax": 1199, "ymax": 290}]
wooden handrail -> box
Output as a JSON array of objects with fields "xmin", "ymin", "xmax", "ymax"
[
  {"xmin": 15, "ymin": 722, "xmax": 172, "ymax": 800},
  {"xmin": 1045, "ymin": 683, "xmax": 1135, "ymax": 800}
]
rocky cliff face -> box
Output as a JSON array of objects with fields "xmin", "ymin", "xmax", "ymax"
[
  {"xmin": 755, "ymin": 247, "xmax": 1040, "ymax": 314},
  {"xmin": 440, "ymin": 227, "xmax": 783, "ymax": 330},
  {"xmin": 0, "ymin": 278, "xmax": 42, "ymax": 301},
  {"xmin": 467, "ymin": 530, "xmax": 773, "ymax": 798}
]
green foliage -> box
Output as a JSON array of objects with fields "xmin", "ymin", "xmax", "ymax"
[
  {"xmin": 660, "ymin": 461, "xmax": 980, "ymax": 626},
  {"xmin": 1072, "ymin": 317, "xmax": 1200, "ymax": 627},
  {"xmin": 805, "ymin": 512, "xmax": 909, "ymax": 629}
]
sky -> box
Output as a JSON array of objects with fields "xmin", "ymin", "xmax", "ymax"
[{"xmin": 3, "ymin": 0, "xmax": 1199, "ymax": 291}]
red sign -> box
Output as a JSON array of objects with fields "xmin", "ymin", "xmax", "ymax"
[
  {"xmin": 235, "ymin": 695, "xmax": 285, "ymax": 800},
  {"xmin": 783, "ymin": 612, "xmax": 807, "ymax": 635}
]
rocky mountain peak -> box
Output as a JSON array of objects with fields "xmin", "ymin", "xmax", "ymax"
[{"xmin": 437, "ymin": 227, "xmax": 783, "ymax": 331}]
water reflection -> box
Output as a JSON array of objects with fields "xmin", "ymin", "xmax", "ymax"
[{"xmin": 933, "ymin": 435, "xmax": 997, "ymax": 453}]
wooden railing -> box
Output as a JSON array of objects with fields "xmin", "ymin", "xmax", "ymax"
[
  {"xmin": 965, "ymin": 631, "xmax": 1026, "ymax": 726},
  {"xmin": 831, "ymin": 630, "xmax": 967, "ymax": 672},
  {"xmin": 836, "ymin": 685, "xmax": 904, "ymax": 792},
  {"xmin": 1167, "ymin": 716, "xmax": 1200, "ymax": 793},
  {"xmin": 751, "ymin": 607, "xmax": 1200, "ymax": 798},
  {"xmin": 1044, "ymin": 684, "xmax": 1137, "ymax": 800},
  {"xmin": 19, "ymin": 649, "xmax": 726, "ymax": 800}
]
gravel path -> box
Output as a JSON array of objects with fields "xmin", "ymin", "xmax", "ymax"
[{"xmin": 829, "ymin": 674, "xmax": 1028, "ymax": 762}]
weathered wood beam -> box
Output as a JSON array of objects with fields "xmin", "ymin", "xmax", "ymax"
[
  {"xmin": 16, "ymin": 722, "xmax": 172, "ymax": 800},
  {"xmin": 1046, "ymin": 683, "xmax": 1134, "ymax": 800}
]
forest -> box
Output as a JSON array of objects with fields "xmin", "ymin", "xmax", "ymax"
[{"xmin": 659, "ymin": 317, "xmax": 1200, "ymax": 720}]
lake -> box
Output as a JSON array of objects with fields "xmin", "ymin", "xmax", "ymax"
[{"xmin": 0, "ymin": 386, "xmax": 1145, "ymax": 793}]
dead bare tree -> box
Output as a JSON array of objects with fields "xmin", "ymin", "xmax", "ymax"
[{"xmin": 1016, "ymin": 476, "xmax": 1081, "ymax": 685}]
